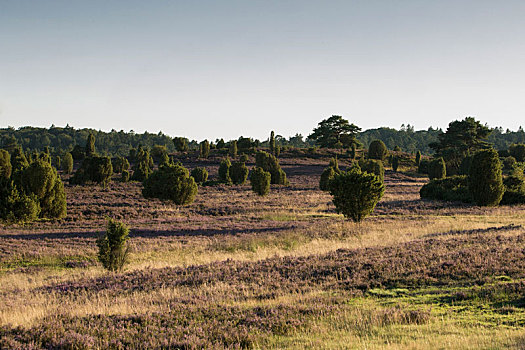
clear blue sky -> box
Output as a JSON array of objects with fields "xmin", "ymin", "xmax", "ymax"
[{"xmin": 1, "ymin": 0, "xmax": 525, "ymax": 140}]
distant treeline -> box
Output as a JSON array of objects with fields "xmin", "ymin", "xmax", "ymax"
[{"xmin": 1, "ymin": 124, "xmax": 524, "ymax": 157}]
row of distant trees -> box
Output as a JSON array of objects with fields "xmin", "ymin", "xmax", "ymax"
[{"xmin": 3, "ymin": 119, "xmax": 525, "ymax": 158}]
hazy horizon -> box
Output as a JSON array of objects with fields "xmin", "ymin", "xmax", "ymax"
[{"xmin": 2, "ymin": 1, "xmax": 525, "ymax": 140}]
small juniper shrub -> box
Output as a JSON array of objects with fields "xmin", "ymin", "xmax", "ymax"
[
  {"xmin": 0, "ymin": 177, "xmax": 40, "ymax": 223},
  {"xmin": 250, "ymin": 167, "xmax": 271, "ymax": 196},
  {"xmin": 173, "ymin": 137, "xmax": 188, "ymax": 152},
  {"xmin": 368, "ymin": 140, "xmax": 388, "ymax": 161},
  {"xmin": 230, "ymin": 162, "xmax": 249, "ymax": 185},
  {"xmin": 218, "ymin": 157, "xmax": 232, "ymax": 184},
  {"xmin": 329, "ymin": 167, "xmax": 385, "ymax": 222},
  {"xmin": 468, "ymin": 149, "xmax": 504, "ymax": 206},
  {"xmin": 320, "ymin": 157, "xmax": 341, "ymax": 191},
  {"xmin": 190, "ymin": 167, "xmax": 208, "ymax": 184},
  {"xmin": 96, "ymin": 219, "xmax": 130, "ymax": 272}
]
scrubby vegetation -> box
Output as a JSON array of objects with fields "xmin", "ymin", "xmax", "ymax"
[
  {"xmin": 250, "ymin": 167, "xmax": 271, "ymax": 196},
  {"xmin": 3, "ymin": 117, "xmax": 525, "ymax": 349},
  {"xmin": 96, "ymin": 219, "xmax": 130, "ymax": 272},
  {"xmin": 142, "ymin": 163, "xmax": 198, "ymax": 205},
  {"xmin": 255, "ymin": 151, "xmax": 288, "ymax": 185},
  {"xmin": 329, "ymin": 167, "xmax": 385, "ymax": 222}
]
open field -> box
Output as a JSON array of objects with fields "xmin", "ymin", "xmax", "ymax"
[{"xmin": 1, "ymin": 156, "xmax": 525, "ymax": 349}]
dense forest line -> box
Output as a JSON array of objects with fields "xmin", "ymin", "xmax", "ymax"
[{"xmin": 0, "ymin": 123, "xmax": 524, "ymax": 157}]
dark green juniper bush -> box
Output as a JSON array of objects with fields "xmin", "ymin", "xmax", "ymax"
[
  {"xmin": 142, "ymin": 163, "xmax": 198, "ymax": 205},
  {"xmin": 96, "ymin": 219, "xmax": 130, "ymax": 272},
  {"xmin": 191, "ymin": 167, "xmax": 208, "ymax": 184},
  {"xmin": 468, "ymin": 149, "xmax": 504, "ymax": 206},
  {"xmin": 250, "ymin": 167, "xmax": 271, "ymax": 196},
  {"xmin": 329, "ymin": 167, "xmax": 385, "ymax": 222}
]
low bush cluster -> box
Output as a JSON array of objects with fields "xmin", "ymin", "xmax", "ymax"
[
  {"xmin": 142, "ymin": 163, "xmax": 198, "ymax": 205},
  {"xmin": 255, "ymin": 151, "xmax": 288, "ymax": 185},
  {"xmin": 0, "ymin": 158, "xmax": 67, "ymax": 223},
  {"xmin": 71, "ymin": 156, "xmax": 113, "ymax": 187}
]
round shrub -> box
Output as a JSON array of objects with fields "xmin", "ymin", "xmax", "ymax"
[
  {"xmin": 250, "ymin": 167, "xmax": 271, "ymax": 196},
  {"xmin": 191, "ymin": 167, "xmax": 208, "ymax": 184},
  {"xmin": 329, "ymin": 168, "xmax": 385, "ymax": 222},
  {"xmin": 142, "ymin": 164, "xmax": 198, "ymax": 205},
  {"xmin": 230, "ymin": 162, "xmax": 249, "ymax": 185},
  {"xmin": 468, "ymin": 149, "xmax": 504, "ymax": 206},
  {"xmin": 368, "ymin": 140, "xmax": 388, "ymax": 161},
  {"xmin": 428, "ymin": 157, "xmax": 446, "ymax": 180},
  {"xmin": 218, "ymin": 158, "xmax": 232, "ymax": 184}
]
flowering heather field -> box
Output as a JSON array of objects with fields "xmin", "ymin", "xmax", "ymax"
[{"xmin": 1, "ymin": 155, "xmax": 525, "ymax": 349}]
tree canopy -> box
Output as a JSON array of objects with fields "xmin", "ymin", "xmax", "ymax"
[
  {"xmin": 429, "ymin": 117, "xmax": 492, "ymax": 172},
  {"xmin": 308, "ymin": 115, "xmax": 361, "ymax": 148}
]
